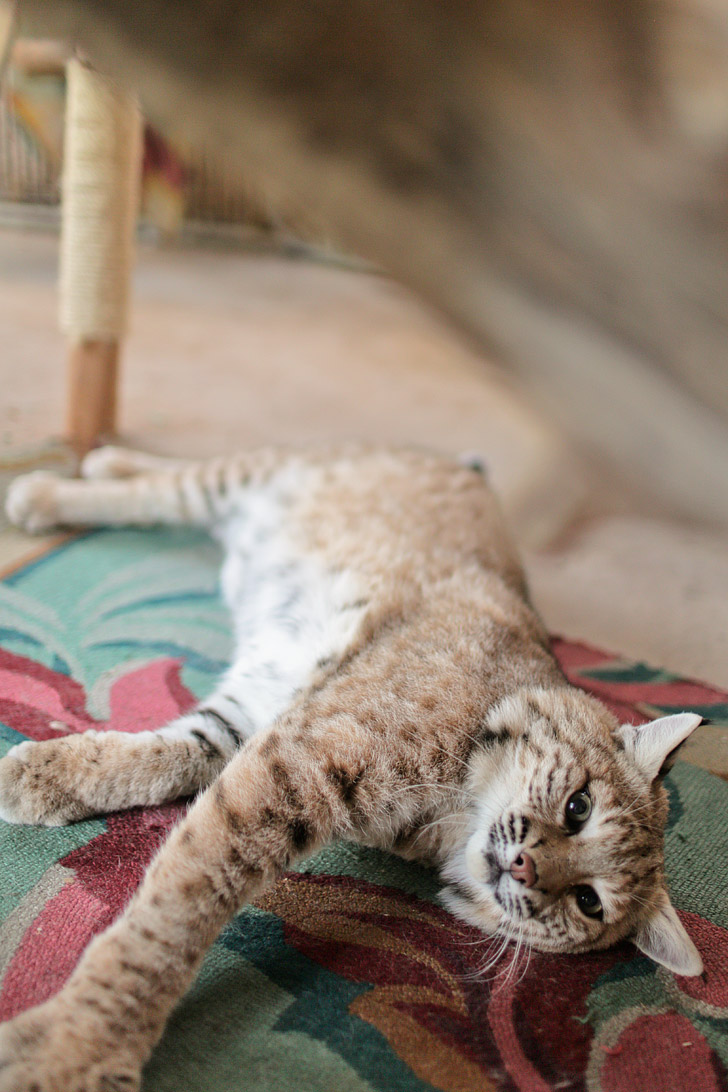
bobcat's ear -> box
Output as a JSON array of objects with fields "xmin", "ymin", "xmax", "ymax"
[
  {"xmin": 617, "ymin": 713, "xmax": 702, "ymax": 782},
  {"xmin": 633, "ymin": 889, "xmax": 703, "ymax": 976}
]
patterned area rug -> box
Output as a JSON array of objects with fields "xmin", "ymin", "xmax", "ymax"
[{"xmin": 0, "ymin": 528, "xmax": 726, "ymax": 1092}]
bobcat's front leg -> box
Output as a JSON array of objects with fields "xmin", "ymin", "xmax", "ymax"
[
  {"xmin": 0, "ymin": 721, "xmax": 230, "ymax": 825},
  {"xmin": 0, "ymin": 722, "xmax": 360, "ymax": 1092}
]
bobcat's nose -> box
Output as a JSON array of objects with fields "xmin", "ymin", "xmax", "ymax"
[{"xmin": 510, "ymin": 852, "xmax": 537, "ymax": 888}]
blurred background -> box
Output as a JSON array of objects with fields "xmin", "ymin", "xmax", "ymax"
[{"xmin": 0, "ymin": 1, "xmax": 726, "ymax": 775}]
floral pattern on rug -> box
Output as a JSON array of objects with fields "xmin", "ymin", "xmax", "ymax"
[{"xmin": 0, "ymin": 529, "xmax": 726, "ymax": 1092}]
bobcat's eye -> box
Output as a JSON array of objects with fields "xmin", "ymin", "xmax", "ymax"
[
  {"xmin": 565, "ymin": 788, "xmax": 592, "ymax": 830},
  {"xmin": 573, "ymin": 884, "xmax": 603, "ymax": 920}
]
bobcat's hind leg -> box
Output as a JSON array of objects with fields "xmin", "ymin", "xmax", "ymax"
[
  {"xmin": 7, "ymin": 447, "xmax": 289, "ymax": 533},
  {"xmin": 6, "ymin": 468, "xmax": 212, "ymax": 532},
  {"xmin": 80, "ymin": 446, "xmax": 192, "ymax": 481},
  {"xmin": 0, "ymin": 699, "xmax": 252, "ymax": 825}
]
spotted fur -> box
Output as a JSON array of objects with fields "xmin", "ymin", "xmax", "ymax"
[{"xmin": 0, "ymin": 446, "xmax": 702, "ymax": 1092}]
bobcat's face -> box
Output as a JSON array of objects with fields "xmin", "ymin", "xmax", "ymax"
[{"xmin": 441, "ymin": 688, "xmax": 703, "ymax": 976}]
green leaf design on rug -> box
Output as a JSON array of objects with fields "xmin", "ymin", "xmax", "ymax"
[
  {"xmin": 143, "ymin": 928, "xmax": 381, "ymax": 1092},
  {"xmin": 0, "ymin": 729, "xmax": 105, "ymax": 927},
  {"xmin": 663, "ymin": 764, "xmax": 728, "ymax": 928},
  {"xmin": 578, "ymin": 661, "xmax": 674, "ymax": 684},
  {"xmin": 3, "ymin": 529, "xmax": 230, "ymax": 696}
]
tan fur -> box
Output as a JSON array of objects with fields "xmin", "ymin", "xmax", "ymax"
[{"xmin": 0, "ymin": 447, "xmax": 701, "ymax": 1091}]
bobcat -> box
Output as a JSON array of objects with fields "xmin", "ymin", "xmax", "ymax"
[{"xmin": 0, "ymin": 446, "xmax": 702, "ymax": 1092}]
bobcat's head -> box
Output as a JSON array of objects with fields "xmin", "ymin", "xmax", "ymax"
[{"xmin": 442, "ymin": 687, "xmax": 702, "ymax": 975}]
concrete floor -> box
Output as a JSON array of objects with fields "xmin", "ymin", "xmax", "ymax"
[{"xmin": 1, "ymin": 225, "xmax": 727, "ymax": 772}]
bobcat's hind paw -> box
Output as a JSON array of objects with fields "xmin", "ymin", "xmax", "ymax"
[
  {"xmin": 80, "ymin": 446, "xmax": 142, "ymax": 480},
  {"xmin": 5, "ymin": 471, "xmax": 62, "ymax": 534}
]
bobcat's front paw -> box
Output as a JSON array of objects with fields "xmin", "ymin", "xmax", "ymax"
[
  {"xmin": 0, "ymin": 1001, "xmax": 141, "ymax": 1092},
  {"xmin": 0, "ymin": 735, "xmax": 100, "ymax": 825},
  {"xmin": 5, "ymin": 472, "xmax": 62, "ymax": 534}
]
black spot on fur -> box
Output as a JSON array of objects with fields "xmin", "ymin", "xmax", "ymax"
[
  {"xmin": 213, "ymin": 780, "xmax": 246, "ymax": 833},
  {"xmin": 289, "ymin": 817, "xmax": 313, "ymax": 852},
  {"xmin": 270, "ymin": 761, "xmax": 303, "ymax": 814},
  {"xmin": 447, "ymin": 881, "xmax": 475, "ymax": 905},
  {"xmin": 199, "ymin": 708, "xmax": 244, "ymax": 747},
  {"xmin": 224, "ymin": 841, "xmax": 257, "ymax": 876},
  {"xmin": 393, "ymin": 758, "xmax": 415, "ymax": 783},
  {"xmin": 259, "ymin": 732, "xmax": 281, "ymax": 759},
  {"xmin": 477, "ymin": 725, "xmax": 510, "ymax": 748},
  {"xmin": 190, "ymin": 729, "xmax": 222, "ymax": 760},
  {"xmin": 327, "ymin": 764, "xmax": 364, "ymax": 805},
  {"xmin": 391, "ymin": 823, "xmax": 419, "ymax": 849},
  {"xmin": 119, "ymin": 959, "xmax": 147, "ymax": 978}
]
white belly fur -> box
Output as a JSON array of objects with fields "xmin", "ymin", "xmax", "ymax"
[{"xmin": 213, "ymin": 475, "xmax": 367, "ymax": 734}]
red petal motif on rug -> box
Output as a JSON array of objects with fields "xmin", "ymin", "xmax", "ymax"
[
  {"xmin": 258, "ymin": 872, "xmax": 636, "ymax": 1092},
  {"xmin": 669, "ymin": 913, "xmax": 728, "ymax": 1014},
  {"xmin": 0, "ymin": 647, "xmax": 195, "ymax": 739},
  {"xmin": 595, "ymin": 1011, "xmax": 724, "ymax": 1092},
  {"xmin": 0, "ymin": 651, "xmax": 191, "ymax": 1019},
  {"xmin": 552, "ymin": 638, "xmax": 728, "ymax": 722},
  {"xmin": 0, "ymin": 648, "xmax": 95, "ymax": 739}
]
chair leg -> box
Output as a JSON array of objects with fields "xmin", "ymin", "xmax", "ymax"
[
  {"xmin": 65, "ymin": 339, "xmax": 119, "ymax": 455},
  {"xmin": 60, "ymin": 58, "xmax": 142, "ymax": 456}
]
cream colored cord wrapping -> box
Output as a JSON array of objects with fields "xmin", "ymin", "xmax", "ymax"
[{"xmin": 59, "ymin": 58, "xmax": 142, "ymax": 341}]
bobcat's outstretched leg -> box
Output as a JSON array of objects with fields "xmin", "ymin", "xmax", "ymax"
[
  {"xmin": 5, "ymin": 448, "xmax": 290, "ymax": 533},
  {"xmin": 5, "ymin": 469, "xmax": 219, "ymax": 532}
]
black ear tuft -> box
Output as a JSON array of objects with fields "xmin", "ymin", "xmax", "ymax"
[{"xmin": 657, "ymin": 739, "xmax": 689, "ymax": 780}]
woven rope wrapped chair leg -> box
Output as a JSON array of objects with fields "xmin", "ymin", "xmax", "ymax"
[{"xmin": 60, "ymin": 58, "xmax": 141, "ymax": 456}]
